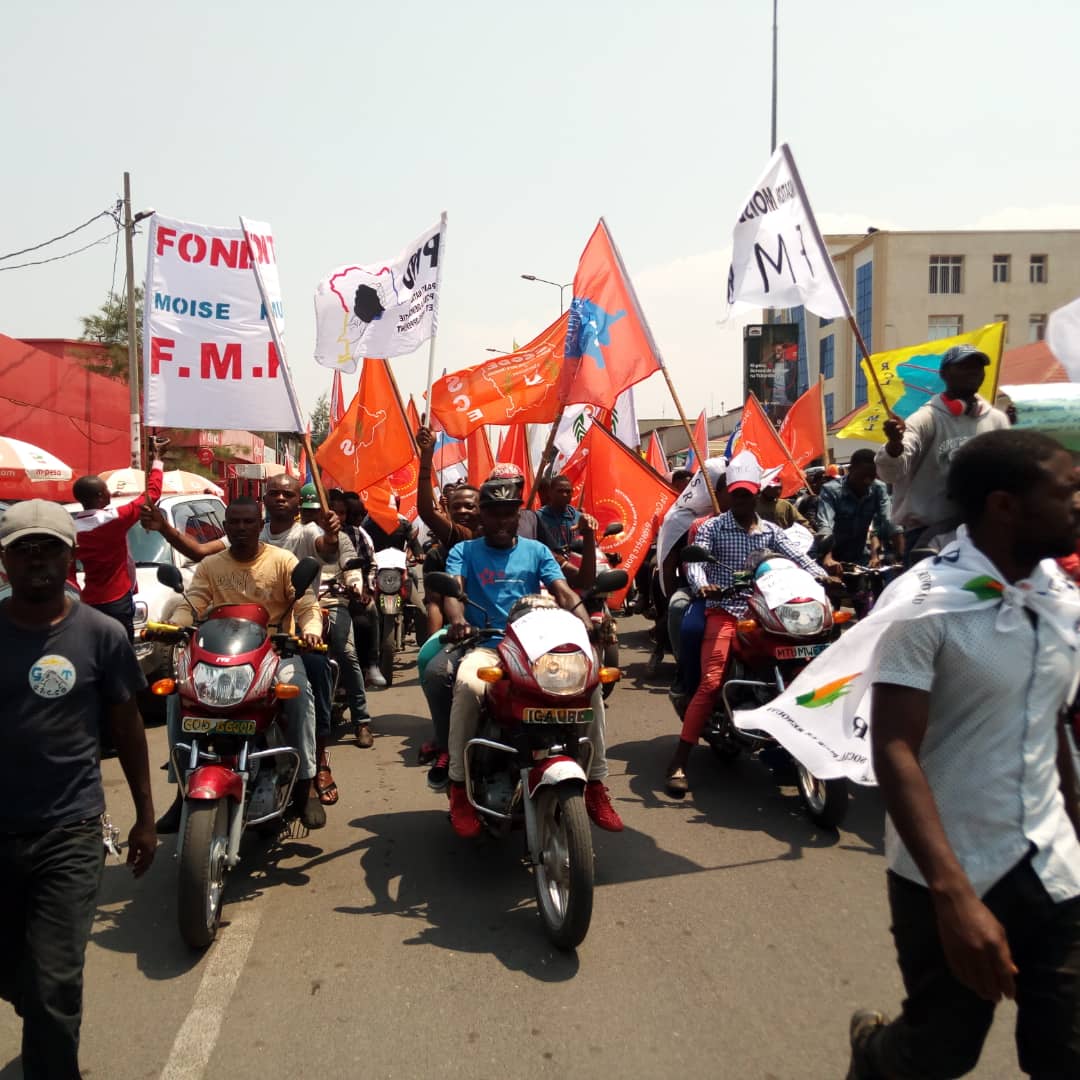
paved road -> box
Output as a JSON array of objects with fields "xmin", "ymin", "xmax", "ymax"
[{"xmin": 1, "ymin": 617, "xmax": 1019, "ymax": 1078}]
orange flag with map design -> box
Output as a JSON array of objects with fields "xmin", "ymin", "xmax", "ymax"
[{"xmin": 316, "ymin": 357, "xmax": 415, "ymax": 497}]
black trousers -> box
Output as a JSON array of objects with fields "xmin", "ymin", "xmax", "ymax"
[
  {"xmin": 868, "ymin": 858, "xmax": 1080, "ymax": 1078},
  {"xmin": 0, "ymin": 819, "xmax": 105, "ymax": 1080},
  {"xmin": 89, "ymin": 592, "xmax": 135, "ymax": 640}
]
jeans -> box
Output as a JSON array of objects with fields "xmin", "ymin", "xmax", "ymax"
[
  {"xmin": 667, "ymin": 588, "xmax": 692, "ymax": 681},
  {"xmin": 0, "ymin": 818, "xmax": 104, "ymax": 1080},
  {"xmin": 89, "ymin": 592, "xmax": 135, "ymax": 640},
  {"xmin": 326, "ymin": 605, "xmax": 369, "ymax": 724},
  {"xmin": 677, "ymin": 597, "xmax": 707, "ymax": 697},
  {"xmin": 166, "ymin": 655, "xmax": 317, "ymax": 782},
  {"xmin": 864, "ymin": 858, "xmax": 1080, "ymax": 1079},
  {"xmin": 679, "ymin": 609, "xmax": 738, "ymax": 745},
  {"xmin": 302, "ymin": 652, "xmax": 333, "ymax": 741},
  {"xmin": 350, "ymin": 598, "xmax": 379, "ymax": 669},
  {"xmin": 447, "ymin": 647, "xmax": 609, "ymax": 784}
]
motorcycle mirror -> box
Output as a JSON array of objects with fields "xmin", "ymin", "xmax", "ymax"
[
  {"xmin": 680, "ymin": 544, "xmax": 714, "ymax": 564},
  {"xmin": 342, "ymin": 558, "xmax": 365, "ymax": 571},
  {"xmin": 424, "ymin": 571, "xmax": 462, "ymax": 600},
  {"xmin": 156, "ymin": 564, "xmax": 185, "ymax": 594},
  {"xmin": 602, "ymin": 522, "xmax": 624, "ymax": 538},
  {"xmin": 291, "ymin": 556, "xmax": 321, "ymax": 595},
  {"xmin": 594, "ymin": 569, "xmax": 628, "ymax": 594}
]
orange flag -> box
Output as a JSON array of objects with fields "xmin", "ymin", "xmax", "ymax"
[
  {"xmin": 406, "ymin": 395, "xmax": 422, "ymax": 434},
  {"xmin": 559, "ymin": 219, "xmax": 663, "ymax": 411},
  {"xmin": 358, "ymin": 477, "xmax": 401, "ymax": 534},
  {"xmin": 466, "ymin": 426, "xmax": 496, "ymax": 488},
  {"xmin": 646, "ymin": 430, "xmax": 667, "ymax": 474},
  {"xmin": 778, "ymin": 381, "xmax": 827, "ymax": 469},
  {"xmin": 736, "ymin": 394, "xmax": 807, "ymax": 497},
  {"xmin": 685, "ymin": 409, "xmax": 708, "ymax": 472},
  {"xmin": 497, "ymin": 423, "xmax": 534, "ymax": 492},
  {"xmin": 316, "ymin": 358, "xmax": 415, "ymax": 496},
  {"xmin": 387, "ymin": 458, "xmax": 419, "ymax": 522},
  {"xmin": 562, "ymin": 424, "xmax": 677, "ymax": 607},
  {"xmin": 428, "ymin": 314, "xmax": 568, "ymax": 438}
]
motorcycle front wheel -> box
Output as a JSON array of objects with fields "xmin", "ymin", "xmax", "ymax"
[
  {"xmin": 795, "ymin": 761, "xmax": 848, "ymax": 829},
  {"xmin": 534, "ymin": 784, "xmax": 594, "ymax": 951},
  {"xmin": 178, "ymin": 798, "xmax": 230, "ymax": 949}
]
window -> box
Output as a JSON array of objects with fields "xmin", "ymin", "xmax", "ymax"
[
  {"xmin": 819, "ymin": 335, "xmax": 835, "ymax": 379},
  {"xmin": 792, "ymin": 305, "xmax": 808, "ymax": 396},
  {"xmin": 928, "ymin": 315, "xmax": 962, "ymax": 340},
  {"xmin": 1029, "ymin": 313, "xmax": 1047, "ymax": 342},
  {"xmin": 993, "ymin": 314, "xmax": 1009, "ymax": 343},
  {"xmin": 824, "ymin": 393, "xmax": 835, "ymax": 426},
  {"xmin": 992, "ymin": 254, "xmax": 1010, "ymax": 283},
  {"xmin": 928, "ymin": 255, "xmax": 963, "ymax": 294},
  {"xmin": 854, "ymin": 262, "xmax": 873, "ymax": 406},
  {"xmin": 1030, "ymin": 254, "xmax": 1047, "ymax": 284}
]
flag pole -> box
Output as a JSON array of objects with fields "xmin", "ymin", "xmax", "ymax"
[
  {"xmin": 423, "ymin": 211, "xmax": 449, "ymax": 417},
  {"xmin": 239, "ymin": 217, "xmax": 330, "ymax": 514},
  {"xmin": 527, "ymin": 405, "xmax": 565, "ymax": 507},
  {"xmin": 662, "ymin": 368, "xmax": 721, "ymax": 514}
]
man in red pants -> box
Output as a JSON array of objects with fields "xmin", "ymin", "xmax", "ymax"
[
  {"xmin": 664, "ymin": 451, "xmax": 829, "ymax": 797},
  {"xmin": 71, "ymin": 437, "xmax": 168, "ymax": 638}
]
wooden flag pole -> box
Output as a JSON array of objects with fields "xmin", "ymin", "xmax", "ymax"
[
  {"xmin": 526, "ymin": 405, "xmax": 566, "ymax": 508},
  {"xmin": 660, "ymin": 364, "xmax": 721, "ymax": 515},
  {"xmin": 847, "ymin": 315, "xmax": 895, "ymax": 421}
]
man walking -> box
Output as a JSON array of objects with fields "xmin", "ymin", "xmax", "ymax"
[
  {"xmin": 848, "ymin": 429, "xmax": 1080, "ymax": 1078},
  {"xmin": 0, "ymin": 500, "xmax": 156, "ymax": 1079}
]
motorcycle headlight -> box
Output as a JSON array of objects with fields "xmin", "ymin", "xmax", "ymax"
[
  {"xmin": 532, "ymin": 650, "xmax": 589, "ymax": 697},
  {"xmin": 192, "ymin": 663, "xmax": 255, "ymax": 708},
  {"xmin": 775, "ymin": 602, "xmax": 826, "ymax": 636},
  {"xmin": 377, "ymin": 568, "xmax": 403, "ymax": 594}
]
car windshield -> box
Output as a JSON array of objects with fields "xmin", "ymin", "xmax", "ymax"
[
  {"xmin": 196, "ymin": 618, "xmax": 267, "ymax": 656},
  {"xmin": 128, "ymin": 526, "xmax": 173, "ymax": 567}
]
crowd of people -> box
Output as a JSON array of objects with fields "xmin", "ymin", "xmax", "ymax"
[{"xmin": 2, "ymin": 345, "xmax": 1078, "ymax": 1077}]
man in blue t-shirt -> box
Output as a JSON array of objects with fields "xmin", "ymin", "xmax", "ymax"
[{"xmin": 441, "ymin": 478, "xmax": 623, "ymax": 838}]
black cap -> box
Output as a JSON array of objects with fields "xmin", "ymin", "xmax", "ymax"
[{"xmin": 478, "ymin": 478, "xmax": 523, "ymax": 507}]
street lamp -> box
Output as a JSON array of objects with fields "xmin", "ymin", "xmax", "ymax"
[{"xmin": 521, "ymin": 274, "xmax": 572, "ymax": 315}]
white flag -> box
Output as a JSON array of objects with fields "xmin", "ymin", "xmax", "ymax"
[
  {"xmin": 143, "ymin": 215, "xmax": 302, "ymax": 432},
  {"xmin": 728, "ymin": 144, "xmax": 848, "ymax": 321},
  {"xmin": 551, "ymin": 389, "xmax": 639, "ymax": 472},
  {"xmin": 313, "ymin": 215, "xmax": 446, "ymax": 372},
  {"xmin": 656, "ymin": 456, "xmax": 727, "ymax": 593},
  {"xmin": 1047, "ymin": 296, "xmax": 1080, "ymax": 382}
]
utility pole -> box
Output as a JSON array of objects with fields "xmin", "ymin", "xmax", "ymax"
[
  {"xmin": 123, "ymin": 171, "xmax": 140, "ymax": 469},
  {"xmin": 771, "ymin": 0, "xmax": 778, "ymax": 153}
]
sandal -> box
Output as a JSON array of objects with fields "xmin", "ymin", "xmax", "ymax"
[
  {"xmin": 315, "ymin": 759, "xmax": 339, "ymax": 806},
  {"xmin": 665, "ymin": 767, "xmax": 689, "ymax": 798}
]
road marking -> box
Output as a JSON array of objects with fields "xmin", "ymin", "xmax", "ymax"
[{"xmin": 160, "ymin": 904, "xmax": 262, "ymax": 1080}]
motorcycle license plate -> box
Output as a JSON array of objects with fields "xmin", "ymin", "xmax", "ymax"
[
  {"xmin": 181, "ymin": 717, "xmax": 257, "ymax": 736},
  {"xmin": 774, "ymin": 643, "xmax": 828, "ymax": 661},
  {"xmin": 522, "ymin": 707, "xmax": 594, "ymax": 725}
]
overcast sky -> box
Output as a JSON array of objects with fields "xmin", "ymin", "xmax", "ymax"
[{"xmin": 3, "ymin": 0, "xmax": 1078, "ymax": 428}]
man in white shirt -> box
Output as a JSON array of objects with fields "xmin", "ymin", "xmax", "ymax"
[{"xmin": 848, "ymin": 429, "xmax": 1080, "ymax": 1079}]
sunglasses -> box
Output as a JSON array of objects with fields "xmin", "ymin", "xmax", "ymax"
[{"xmin": 5, "ymin": 537, "xmax": 70, "ymax": 558}]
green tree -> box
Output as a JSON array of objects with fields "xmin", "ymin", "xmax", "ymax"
[
  {"xmin": 78, "ymin": 288, "xmax": 144, "ymax": 380},
  {"xmin": 310, "ymin": 392, "xmax": 330, "ymax": 448}
]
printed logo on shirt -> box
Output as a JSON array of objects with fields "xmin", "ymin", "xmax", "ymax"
[{"xmin": 29, "ymin": 654, "xmax": 77, "ymax": 699}]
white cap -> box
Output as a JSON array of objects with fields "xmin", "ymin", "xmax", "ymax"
[{"xmin": 726, "ymin": 450, "xmax": 762, "ymax": 495}]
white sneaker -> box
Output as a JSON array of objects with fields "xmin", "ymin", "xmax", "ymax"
[{"xmin": 366, "ymin": 665, "xmax": 387, "ymax": 688}]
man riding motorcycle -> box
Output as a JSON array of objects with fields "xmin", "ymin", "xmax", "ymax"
[{"xmin": 438, "ymin": 477, "xmax": 623, "ymax": 838}]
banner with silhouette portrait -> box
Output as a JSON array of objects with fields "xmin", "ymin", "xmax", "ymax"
[{"xmin": 313, "ymin": 217, "xmax": 446, "ymax": 373}]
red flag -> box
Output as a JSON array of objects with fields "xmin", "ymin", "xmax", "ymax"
[
  {"xmin": 429, "ymin": 314, "xmax": 568, "ymax": 437},
  {"xmin": 684, "ymin": 410, "xmax": 708, "ymax": 472},
  {"xmin": 316, "ymin": 358, "xmax": 415, "ymax": 493},
  {"xmin": 387, "ymin": 458, "xmax": 419, "ymax": 522},
  {"xmin": 736, "ymin": 394, "xmax": 807, "ymax": 497},
  {"xmin": 330, "ymin": 371, "xmax": 346, "ymax": 429},
  {"xmin": 406, "ymin": 394, "xmax": 421, "ymax": 434},
  {"xmin": 358, "ymin": 477, "xmax": 400, "ymax": 534},
  {"xmin": 778, "ymin": 381, "xmax": 827, "ymax": 469},
  {"xmin": 559, "ymin": 219, "xmax": 662, "ymax": 411},
  {"xmin": 497, "ymin": 423, "xmax": 534, "ymax": 492},
  {"xmin": 562, "ymin": 424, "xmax": 677, "ymax": 607},
  {"xmin": 466, "ymin": 426, "xmax": 496, "ymax": 488},
  {"xmin": 646, "ymin": 431, "xmax": 667, "ymax": 474}
]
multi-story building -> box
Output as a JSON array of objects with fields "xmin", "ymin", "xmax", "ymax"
[{"xmin": 766, "ymin": 228, "xmax": 1080, "ymax": 432}]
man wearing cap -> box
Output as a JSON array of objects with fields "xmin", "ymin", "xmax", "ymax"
[
  {"xmin": 664, "ymin": 452, "xmax": 829, "ymax": 796},
  {"xmin": 876, "ymin": 344, "xmax": 1010, "ymax": 563},
  {"xmin": 0, "ymin": 500, "xmax": 156, "ymax": 1078},
  {"xmin": 439, "ymin": 477, "xmax": 623, "ymax": 837}
]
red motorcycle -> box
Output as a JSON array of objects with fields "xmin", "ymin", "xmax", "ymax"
[
  {"xmin": 426, "ymin": 569, "xmax": 625, "ymax": 950},
  {"xmin": 144, "ymin": 558, "xmax": 322, "ymax": 948}
]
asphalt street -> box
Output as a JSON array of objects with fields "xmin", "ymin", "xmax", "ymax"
[{"xmin": 1, "ymin": 617, "xmax": 1020, "ymax": 1079}]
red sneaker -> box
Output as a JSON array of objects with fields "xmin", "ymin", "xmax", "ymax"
[
  {"xmin": 585, "ymin": 782, "xmax": 624, "ymax": 832},
  {"xmin": 448, "ymin": 782, "xmax": 483, "ymax": 839}
]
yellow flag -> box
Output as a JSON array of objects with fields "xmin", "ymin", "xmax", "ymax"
[{"xmin": 836, "ymin": 322, "xmax": 1006, "ymax": 443}]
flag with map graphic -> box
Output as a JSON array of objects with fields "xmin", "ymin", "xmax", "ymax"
[{"xmin": 559, "ymin": 219, "xmax": 662, "ymax": 410}]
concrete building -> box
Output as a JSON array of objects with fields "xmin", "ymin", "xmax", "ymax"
[{"xmin": 766, "ymin": 228, "xmax": 1080, "ymax": 433}]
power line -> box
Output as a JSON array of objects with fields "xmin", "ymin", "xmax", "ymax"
[
  {"xmin": 0, "ymin": 206, "xmax": 118, "ymax": 262},
  {"xmin": 0, "ymin": 228, "xmax": 120, "ymax": 272}
]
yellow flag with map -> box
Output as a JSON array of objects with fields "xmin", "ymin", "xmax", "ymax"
[{"xmin": 836, "ymin": 322, "xmax": 1006, "ymax": 443}]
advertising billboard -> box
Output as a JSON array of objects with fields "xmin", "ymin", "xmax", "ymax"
[{"xmin": 743, "ymin": 323, "xmax": 800, "ymax": 424}]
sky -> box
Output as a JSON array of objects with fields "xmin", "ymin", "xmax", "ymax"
[{"xmin": 3, "ymin": 0, "xmax": 1079, "ymax": 431}]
